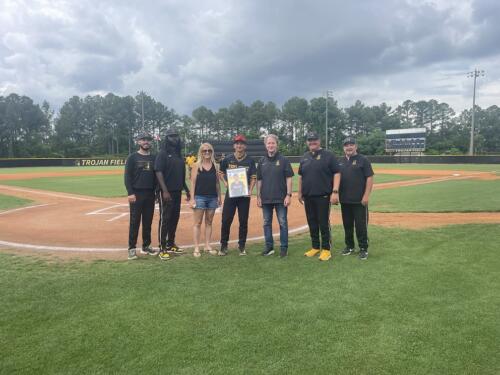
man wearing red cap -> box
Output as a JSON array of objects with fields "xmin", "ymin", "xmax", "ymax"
[{"xmin": 218, "ymin": 134, "xmax": 257, "ymax": 255}]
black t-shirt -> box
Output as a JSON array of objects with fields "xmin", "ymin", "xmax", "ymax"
[
  {"xmin": 124, "ymin": 152, "xmax": 156, "ymax": 195},
  {"xmin": 338, "ymin": 154, "xmax": 374, "ymax": 204},
  {"xmin": 194, "ymin": 164, "xmax": 217, "ymax": 196},
  {"xmin": 154, "ymin": 149, "xmax": 187, "ymax": 192},
  {"xmin": 257, "ymin": 153, "xmax": 294, "ymax": 204},
  {"xmin": 298, "ymin": 149, "xmax": 340, "ymax": 196},
  {"xmin": 220, "ymin": 153, "xmax": 257, "ymax": 186}
]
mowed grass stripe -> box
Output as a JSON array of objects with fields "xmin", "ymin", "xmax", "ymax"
[
  {"xmin": 0, "ymin": 175, "xmax": 127, "ymax": 198},
  {"xmin": 372, "ymin": 163, "xmax": 500, "ymax": 173},
  {"xmin": 1, "ymin": 173, "xmax": 421, "ymax": 198},
  {"xmin": 370, "ymin": 178, "xmax": 500, "ymax": 212},
  {"xmin": 0, "ymin": 166, "xmax": 124, "ymax": 174},
  {"xmin": 0, "ymin": 224, "xmax": 499, "ymax": 374}
]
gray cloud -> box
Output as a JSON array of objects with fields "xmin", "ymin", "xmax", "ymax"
[{"xmin": 0, "ymin": 0, "xmax": 498, "ymax": 114}]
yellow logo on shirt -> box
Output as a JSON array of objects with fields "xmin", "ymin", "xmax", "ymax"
[
  {"xmin": 316, "ymin": 154, "xmax": 321, "ymax": 160},
  {"xmin": 276, "ymin": 160, "xmax": 280, "ymax": 166},
  {"xmin": 352, "ymin": 160, "xmax": 357, "ymax": 166}
]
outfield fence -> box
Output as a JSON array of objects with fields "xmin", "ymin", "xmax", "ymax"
[{"xmin": 1, "ymin": 155, "xmax": 500, "ymax": 168}]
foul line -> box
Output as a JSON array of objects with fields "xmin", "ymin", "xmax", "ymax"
[
  {"xmin": 0, "ymin": 204, "xmax": 50, "ymax": 216},
  {"xmin": 0, "ymin": 185, "xmax": 116, "ymax": 204},
  {"xmin": 0, "ymin": 225, "xmax": 309, "ymax": 253}
]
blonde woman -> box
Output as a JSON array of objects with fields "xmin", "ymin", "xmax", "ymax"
[{"xmin": 191, "ymin": 143, "xmax": 222, "ymax": 257}]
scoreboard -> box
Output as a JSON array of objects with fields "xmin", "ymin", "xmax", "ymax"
[{"xmin": 385, "ymin": 128, "xmax": 426, "ymax": 152}]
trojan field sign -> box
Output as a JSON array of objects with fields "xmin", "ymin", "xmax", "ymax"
[{"xmin": 75, "ymin": 159, "xmax": 126, "ymax": 166}]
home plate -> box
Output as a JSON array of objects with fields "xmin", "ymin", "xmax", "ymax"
[{"xmin": 452, "ymin": 173, "xmax": 461, "ymax": 176}]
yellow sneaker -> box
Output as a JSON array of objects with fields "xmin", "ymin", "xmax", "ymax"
[
  {"xmin": 304, "ymin": 248, "xmax": 320, "ymax": 257},
  {"xmin": 319, "ymin": 249, "xmax": 332, "ymax": 261}
]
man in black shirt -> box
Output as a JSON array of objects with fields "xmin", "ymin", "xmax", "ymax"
[
  {"xmin": 298, "ymin": 131, "xmax": 341, "ymax": 262},
  {"xmin": 257, "ymin": 134, "xmax": 294, "ymax": 257},
  {"xmin": 218, "ymin": 134, "xmax": 256, "ymax": 256},
  {"xmin": 124, "ymin": 132, "xmax": 157, "ymax": 260},
  {"xmin": 155, "ymin": 128, "xmax": 191, "ymax": 261},
  {"xmin": 339, "ymin": 137, "xmax": 374, "ymax": 260}
]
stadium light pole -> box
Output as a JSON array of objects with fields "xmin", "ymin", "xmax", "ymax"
[
  {"xmin": 325, "ymin": 90, "xmax": 333, "ymax": 149},
  {"xmin": 467, "ymin": 69, "xmax": 485, "ymax": 155}
]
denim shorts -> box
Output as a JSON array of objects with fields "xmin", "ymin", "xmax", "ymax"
[{"xmin": 194, "ymin": 195, "xmax": 218, "ymax": 210}]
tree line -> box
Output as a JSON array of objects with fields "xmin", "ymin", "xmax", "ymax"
[{"xmin": 1, "ymin": 92, "xmax": 499, "ymax": 158}]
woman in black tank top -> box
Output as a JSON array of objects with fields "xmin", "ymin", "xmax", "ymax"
[{"xmin": 190, "ymin": 143, "xmax": 221, "ymax": 257}]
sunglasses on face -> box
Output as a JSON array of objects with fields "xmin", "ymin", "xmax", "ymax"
[{"xmin": 202, "ymin": 149, "xmax": 213, "ymax": 153}]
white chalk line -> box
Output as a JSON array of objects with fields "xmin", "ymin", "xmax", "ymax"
[
  {"xmin": 84, "ymin": 204, "xmax": 220, "ymax": 222},
  {"xmin": 374, "ymin": 174, "xmax": 474, "ymax": 189},
  {"xmin": 0, "ymin": 185, "xmax": 117, "ymax": 204},
  {"xmin": 0, "ymin": 225, "xmax": 309, "ymax": 253},
  {"xmin": 3, "ymin": 173, "xmax": 474, "ymax": 253},
  {"xmin": 0, "ymin": 204, "xmax": 50, "ymax": 216}
]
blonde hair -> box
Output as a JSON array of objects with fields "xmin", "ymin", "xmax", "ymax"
[{"xmin": 196, "ymin": 143, "xmax": 219, "ymax": 173}]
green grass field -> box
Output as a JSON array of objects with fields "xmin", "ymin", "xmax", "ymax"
[
  {"xmin": 370, "ymin": 179, "xmax": 500, "ymax": 212},
  {"xmin": 372, "ymin": 163, "xmax": 500, "ymax": 173},
  {"xmin": 0, "ymin": 175, "xmax": 127, "ymax": 198},
  {"xmin": 0, "ymin": 193, "xmax": 33, "ymax": 211},
  {"xmin": 0, "ymin": 166, "xmax": 124, "ymax": 174},
  {"xmin": 1, "ymin": 224, "xmax": 499, "ymax": 374}
]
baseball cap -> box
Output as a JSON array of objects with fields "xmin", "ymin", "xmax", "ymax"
[
  {"xmin": 233, "ymin": 134, "xmax": 247, "ymax": 144},
  {"xmin": 136, "ymin": 132, "xmax": 153, "ymax": 141},
  {"xmin": 343, "ymin": 137, "xmax": 356, "ymax": 145},
  {"xmin": 306, "ymin": 131, "xmax": 319, "ymax": 141}
]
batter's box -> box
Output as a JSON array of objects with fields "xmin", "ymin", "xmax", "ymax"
[{"xmin": 85, "ymin": 204, "xmax": 219, "ymax": 222}]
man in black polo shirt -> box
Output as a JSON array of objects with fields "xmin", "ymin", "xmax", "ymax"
[
  {"xmin": 339, "ymin": 137, "xmax": 374, "ymax": 260},
  {"xmin": 155, "ymin": 128, "xmax": 191, "ymax": 261},
  {"xmin": 124, "ymin": 132, "xmax": 157, "ymax": 260},
  {"xmin": 298, "ymin": 131, "xmax": 341, "ymax": 262},
  {"xmin": 218, "ymin": 134, "xmax": 256, "ymax": 256},
  {"xmin": 257, "ymin": 134, "xmax": 294, "ymax": 257}
]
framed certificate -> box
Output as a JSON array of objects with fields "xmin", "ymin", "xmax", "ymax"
[{"xmin": 227, "ymin": 167, "xmax": 249, "ymax": 198}]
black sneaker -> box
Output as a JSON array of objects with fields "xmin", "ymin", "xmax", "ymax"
[
  {"xmin": 262, "ymin": 248, "xmax": 274, "ymax": 256},
  {"xmin": 218, "ymin": 246, "xmax": 228, "ymax": 256},
  {"xmin": 166, "ymin": 244, "xmax": 183, "ymax": 254},
  {"xmin": 279, "ymin": 248, "xmax": 288, "ymax": 258},
  {"xmin": 239, "ymin": 247, "xmax": 247, "ymax": 256},
  {"xmin": 359, "ymin": 249, "xmax": 368, "ymax": 260},
  {"xmin": 342, "ymin": 247, "xmax": 354, "ymax": 256},
  {"xmin": 140, "ymin": 246, "xmax": 156, "ymax": 255}
]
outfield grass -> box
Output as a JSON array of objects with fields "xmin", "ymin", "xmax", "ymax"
[
  {"xmin": 372, "ymin": 163, "xmax": 500, "ymax": 173},
  {"xmin": 0, "ymin": 193, "xmax": 33, "ymax": 211},
  {"xmin": 1, "ymin": 224, "xmax": 499, "ymax": 374},
  {"xmin": 0, "ymin": 166, "xmax": 124, "ymax": 174},
  {"xmin": 370, "ymin": 179, "xmax": 500, "ymax": 212},
  {"xmin": 0, "ymin": 172, "xmax": 416, "ymax": 198},
  {"xmin": 0, "ymin": 175, "xmax": 127, "ymax": 198}
]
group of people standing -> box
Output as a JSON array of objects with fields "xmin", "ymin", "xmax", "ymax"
[{"xmin": 124, "ymin": 129, "xmax": 374, "ymax": 262}]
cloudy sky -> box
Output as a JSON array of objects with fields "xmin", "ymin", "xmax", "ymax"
[{"xmin": 1, "ymin": 0, "xmax": 499, "ymax": 114}]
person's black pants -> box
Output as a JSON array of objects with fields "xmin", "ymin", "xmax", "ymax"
[
  {"xmin": 158, "ymin": 190, "xmax": 182, "ymax": 248},
  {"xmin": 220, "ymin": 195, "xmax": 250, "ymax": 248},
  {"xmin": 304, "ymin": 195, "xmax": 331, "ymax": 250},
  {"xmin": 128, "ymin": 189, "xmax": 155, "ymax": 249},
  {"xmin": 341, "ymin": 203, "xmax": 369, "ymax": 250}
]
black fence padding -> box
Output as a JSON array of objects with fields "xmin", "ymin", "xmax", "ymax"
[{"xmin": 1, "ymin": 155, "xmax": 500, "ymax": 168}]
